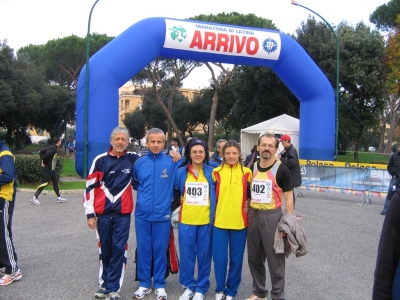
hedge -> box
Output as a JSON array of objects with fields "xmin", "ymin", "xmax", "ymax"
[{"xmin": 15, "ymin": 154, "xmax": 63, "ymax": 184}]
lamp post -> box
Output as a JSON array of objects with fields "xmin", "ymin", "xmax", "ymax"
[
  {"xmin": 84, "ymin": 0, "xmax": 100, "ymax": 178},
  {"xmin": 291, "ymin": 0, "xmax": 339, "ymax": 160}
]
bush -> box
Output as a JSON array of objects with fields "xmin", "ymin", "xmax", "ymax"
[{"xmin": 15, "ymin": 155, "xmax": 64, "ymax": 184}]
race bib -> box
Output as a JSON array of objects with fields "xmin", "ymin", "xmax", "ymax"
[
  {"xmin": 185, "ymin": 182, "xmax": 209, "ymax": 206},
  {"xmin": 251, "ymin": 178, "xmax": 272, "ymax": 204}
]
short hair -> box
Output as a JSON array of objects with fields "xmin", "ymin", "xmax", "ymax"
[
  {"xmin": 146, "ymin": 128, "xmax": 165, "ymax": 142},
  {"xmin": 258, "ymin": 133, "xmax": 279, "ymax": 149},
  {"xmin": 110, "ymin": 126, "xmax": 130, "ymax": 141},
  {"xmin": 216, "ymin": 139, "xmax": 227, "ymax": 149},
  {"xmin": 52, "ymin": 137, "xmax": 60, "ymax": 144}
]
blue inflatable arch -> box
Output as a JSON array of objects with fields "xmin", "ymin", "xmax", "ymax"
[{"xmin": 76, "ymin": 17, "xmax": 335, "ymax": 176}]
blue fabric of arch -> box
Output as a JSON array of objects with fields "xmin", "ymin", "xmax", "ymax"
[{"xmin": 76, "ymin": 17, "xmax": 335, "ymax": 177}]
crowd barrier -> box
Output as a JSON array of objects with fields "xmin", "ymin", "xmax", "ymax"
[{"xmin": 299, "ymin": 164, "xmax": 391, "ymax": 204}]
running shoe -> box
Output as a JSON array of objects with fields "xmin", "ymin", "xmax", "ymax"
[
  {"xmin": 0, "ymin": 269, "xmax": 22, "ymax": 286},
  {"xmin": 56, "ymin": 196, "xmax": 67, "ymax": 203},
  {"xmin": 215, "ymin": 292, "xmax": 225, "ymax": 300},
  {"xmin": 133, "ymin": 287, "xmax": 152, "ymax": 299},
  {"xmin": 95, "ymin": 287, "xmax": 106, "ymax": 299},
  {"xmin": 179, "ymin": 288, "xmax": 194, "ymax": 300},
  {"xmin": 192, "ymin": 292, "xmax": 204, "ymax": 300},
  {"xmin": 30, "ymin": 196, "xmax": 41, "ymax": 205},
  {"xmin": 155, "ymin": 288, "xmax": 168, "ymax": 300}
]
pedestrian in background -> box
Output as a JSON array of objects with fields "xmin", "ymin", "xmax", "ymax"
[
  {"xmin": 381, "ymin": 144, "xmax": 400, "ymax": 215},
  {"xmin": 210, "ymin": 139, "xmax": 226, "ymax": 165},
  {"xmin": 30, "ymin": 136, "xmax": 66, "ymax": 205}
]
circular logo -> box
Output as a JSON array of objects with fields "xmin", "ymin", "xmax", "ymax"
[
  {"xmin": 262, "ymin": 38, "xmax": 278, "ymax": 54},
  {"xmin": 169, "ymin": 26, "xmax": 187, "ymax": 42}
]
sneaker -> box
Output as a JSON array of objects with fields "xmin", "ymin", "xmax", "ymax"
[
  {"xmin": 0, "ymin": 269, "xmax": 22, "ymax": 286},
  {"xmin": 95, "ymin": 287, "xmax": 106, "ymax": 299},
  {"xmin": 106, "ymin": 292, "xmax": 121, "ymax": 300},
  {"xmin": 215, "ymin": 292, "xmax": 225, "ymax": 300},
  {"xmin": 155, "ymin": 288, "xmax": 168, "ymax": 300},
  {"xmin": 179, "ymin": 288, "xmax": 194, "ymax": 300},
  {"xmin": 56, "ymin": 196, "xmax": 67, "ymax": 203},
  {"xmin": 192, "ymin": 292, "xmax": 204, "ymax": 300},
  {"xmin": 133, "ymin": 287, "xmax": 152, "ymax": 299},
  {"xmin": 245, "ymin": 295, "xmax": 266, "ymax": 300},
  {"xmin": 30, "ymin": 196, "xmax": 41, "ymax": 205},
  {"xmin": 225, "ymin": 296, "xmax": 234, "ymax": 300}
]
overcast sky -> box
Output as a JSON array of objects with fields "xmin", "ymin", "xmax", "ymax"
[{"xmin": 1, "ymin": 0, "xmax": 389, "ymax": 88}]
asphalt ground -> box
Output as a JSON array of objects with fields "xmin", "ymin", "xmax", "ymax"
[{"xmin": 1, "ymin": 188, "xmax": 386, "ymax": 300}]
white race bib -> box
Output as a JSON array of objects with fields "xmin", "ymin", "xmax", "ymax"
[
  {"xmin": 251, "ymin": 178, "xmax": 272, "ymax": 204},
  {"xmin": 185, "ymin": 182, "xmax": 209, "ymax": 206}
]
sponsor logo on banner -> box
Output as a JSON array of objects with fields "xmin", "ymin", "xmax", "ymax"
[{"xmin": 164, "ymin": 19, "xmax": 281, "ymax": 60}]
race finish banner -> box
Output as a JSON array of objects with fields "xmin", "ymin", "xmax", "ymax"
[{"xmin": 299, "ymin": 160, "xmax": 390, "ymax": 197}]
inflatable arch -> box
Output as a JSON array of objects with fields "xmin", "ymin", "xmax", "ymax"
[{"xmin": 76, "ymin": 17, "xmax": 335, "ymax": 176}]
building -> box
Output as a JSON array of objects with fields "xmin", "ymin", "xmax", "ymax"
[{"xmin": 118, "ymin": 85, "xmax": 202, "ymax": 133}]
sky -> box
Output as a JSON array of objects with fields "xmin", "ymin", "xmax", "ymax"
[{"xmin": 1, "ymin": 0, "xmax": 389, "ymax": 89}]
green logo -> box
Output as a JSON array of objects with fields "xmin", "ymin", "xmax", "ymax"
[{"xmin": 169, "ymin": 26, "xmax": 187, "ymax": 42}]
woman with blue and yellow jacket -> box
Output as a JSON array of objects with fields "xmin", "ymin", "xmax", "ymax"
[{"xmin": 174, "ymin": 138, "xmax": 217, "ymax": 300}]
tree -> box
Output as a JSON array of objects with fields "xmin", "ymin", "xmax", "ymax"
[
  {"xmin": 131, "ymin": 58, "xmax": 200, "ymax": 146},
  {"xmin": 380, "ymin": 18, "xmax": 400, "ymax": 153},
  {"xmin": 370, "ymin": 0, "xmax": 400, "ymax": 31},
  {"xmin": 18, "ymin": 33, "xmax": 113, "ymax": 89},
  {"xmin": 123, "ymin": 108, "xmax": 146, "ymax": 141},
  {"xmin": 189, "ymin": 12, "xmax": 278, "ymax": 150},
  {"xmin": 295, "ymin": 19, "xmax": 386, "ymax": 161}
]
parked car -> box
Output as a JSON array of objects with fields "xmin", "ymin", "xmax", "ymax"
[{"xmin": 368, "ymin": 146, "xmax": 376, "ymax": 152}]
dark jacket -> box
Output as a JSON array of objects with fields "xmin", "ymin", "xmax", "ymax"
[
  {"xmin": 280, "ymin": 144, "xmax": 302, "ymax": 188},
  {"xmin": 244, "ymin": 151, "xmax": 260, "ymax": 167},
  {"xmin": 387, "ymin": 151, "xmax": 400, "ymax": 178},
  {"xmin": 210, "ymin": 152, "xmax": 223, "ymax": 165},
  {"xmin": 42, "ymin": 144, "xmax": 59, "ymax": 170},
  {"xmin": 373, "ymin": 190, "xmax": 400, "ymax": 299}
]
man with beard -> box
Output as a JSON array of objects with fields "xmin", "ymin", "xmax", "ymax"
[{"xmin": 246, "ymin": 133, "xmax": 294, "ymax": 300}]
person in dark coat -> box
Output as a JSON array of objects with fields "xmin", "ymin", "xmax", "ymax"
[
  {"xmin": 381, "ymin": 145, "xmax": 400, "ymax": 215},
  {"xmin": 244, "ymin": 145, "xmax": 260, "ymax": 168},
  {"xmin": 278, "ymin": 134, "xmax": 301, "ymax": 206},
  {"xmin": 373, "ymin": 190, "xmax": 400, "ymax": 300}
]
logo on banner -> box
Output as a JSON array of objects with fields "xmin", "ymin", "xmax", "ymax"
[
  {"xmin": 169, "ymin": 26, "xmax": 187, "ymax": 42},
  {"xmin": 263, "ymin": 38, "xmax": 278, "ymax": 54}
]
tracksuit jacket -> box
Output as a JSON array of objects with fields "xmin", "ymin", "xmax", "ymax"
[{"xmin": 174, "ymin": 162, "xmax": 217, "ymax": 295}]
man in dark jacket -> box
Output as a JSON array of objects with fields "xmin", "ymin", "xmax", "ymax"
[
  {"xmin": 381, "ymin": 145, "xmax": 400, "ymax": 215},
  {"xmin": 278, "ymin": 134, "xmax": 301, "ymax": 206},
  {"xmin": 373, "ymin": 190, "xmax": 400, "ymax": 299},
  {"xmin": 30, "ymin": 136, "xmax": 65, "ymax": 205},
  {"xmin": 210, "ymin": 139, "xmax": 226, "ymax": 165}
]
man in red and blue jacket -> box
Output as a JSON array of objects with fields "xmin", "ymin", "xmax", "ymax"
[{"xmin": 84, "ymin": 126, "xmax": 140, "ymax": 300}]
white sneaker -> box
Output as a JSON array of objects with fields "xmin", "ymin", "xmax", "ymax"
[
  {"xmin": 133, "ymin": 287, "xmax": 152, "ymax": 299},
  {"xmin": 30, "ymin": 196, "xmax": 41, "ymax": 205},
  {"xmin": 56, "ymin": 196, "xmax": 67, "ymax": 203},
  {"xmin": 225, "ymin": 296, "xmax": 234, "ymax": 300},
  {"xmin": 179, "ymin": 288, "xmax": 194, "ymax": 300},
  {"xmin": 215, "ymin": 292, "xmax": 225, "ymax": 300},
  {"xmin": 155, "ymin": 288, "xmax": 168, "ymax": 300},
  {"xmin": 193, "ymin": 292, "xmax": 204, "ymax": 300}
]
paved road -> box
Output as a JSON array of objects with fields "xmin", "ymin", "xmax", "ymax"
[{"xmin": 1, "ymin": 189, "xmax": 385, "ymax": 300}]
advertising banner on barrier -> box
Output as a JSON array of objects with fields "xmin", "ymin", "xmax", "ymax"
[{"xmin": 300, "ymin": 165, "xmax": 391, "ymax": 195}]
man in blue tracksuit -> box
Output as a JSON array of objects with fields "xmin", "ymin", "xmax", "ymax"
[{"xmin": 132, "ymin": 128, "xmax": 181, "ymax": 300}]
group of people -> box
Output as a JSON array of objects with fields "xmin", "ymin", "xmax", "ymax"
[{"xmin": 83, "ymin": 126, "xmax": 305, "ymax": 300}]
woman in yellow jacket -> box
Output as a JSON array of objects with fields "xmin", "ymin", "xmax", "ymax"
[{"xmin": 212, "ymin": 140, "xmax": 252, "ymax": 300}]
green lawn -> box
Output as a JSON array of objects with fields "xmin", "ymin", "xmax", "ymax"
[
  {"xmin": 18, "ymin": 181, "xmax": 85, "ymax": 190},
  {"xmin": 336, "ymin": 151, "xmax": 390, "ymax": 165}
]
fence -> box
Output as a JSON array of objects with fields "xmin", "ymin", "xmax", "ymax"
[{"xmin": 299, "ymin": 164, "xmax": 391, "ymax": 204}]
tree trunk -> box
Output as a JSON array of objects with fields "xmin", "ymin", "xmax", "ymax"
[
  {"xmin": 384, "ymin": 112, "xmax": 400, "ymax": 154},
  {"xmin": 152, "ymin": 83, "xmax": 184, "ymax": 146},
  {"xmin": 208, "ymin": 91, "xmax": 219, "ymax": 151},
  {"xmin": 353, "ymin": 126, "xmax": 364, "ymax": 163}
]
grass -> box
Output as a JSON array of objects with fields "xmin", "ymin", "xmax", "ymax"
[
  {"xmin": 336, "ymin": 151, "xmax": 390, "ymax": 165},
  {"xmin": 18, "ymin": 181, "xmax": 85, "ymax": 190},
  {"xmin": 61, "ymin": 158, "xmax": 80, "ymax": 177}
]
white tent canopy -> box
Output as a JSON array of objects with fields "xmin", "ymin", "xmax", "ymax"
[{"xmin": 240, "ymin": 114, "xmax": 300, "ymax": 158}]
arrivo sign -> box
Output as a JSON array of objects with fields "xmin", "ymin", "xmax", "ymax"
[{"xmin": 164, "ymin": 19, "xmax": 281, "ymax": 60}]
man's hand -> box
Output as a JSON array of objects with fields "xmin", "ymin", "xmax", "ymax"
[
  {"xmin": 87, "ymin": 217, "xmax": 97, "ymax": 230},
  {"xmin": 41, "ymin": 161, "xmax": 45, "ymax": 168},
  {"xmin": 169, "ymin": 150, "xmax": 181, "ymax": 162}
]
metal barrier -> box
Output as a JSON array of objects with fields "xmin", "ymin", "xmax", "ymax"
[{"xmin": 300, "ymin": 165, "xmax": 391, "ymax": 205}]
